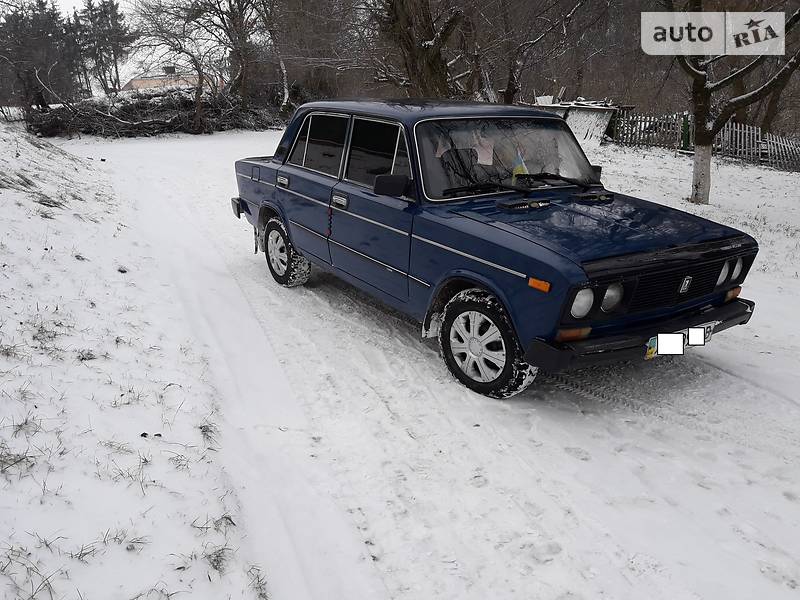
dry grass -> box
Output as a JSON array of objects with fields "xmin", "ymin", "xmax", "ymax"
[
  {"xmin": 191, "ymin": 513, "xmax": 236, "ymax": 535},
  {"xmin": 0, "ymin": 543, "xmax": 61, "ymax": 599},
  {"xmin": 0, "ymin": 342, "xmax": 25, "ymax": 360},
  {"xmin": 0, "ymin": 441, "xmax": 36, "ymax": 475},
  {"xmin": 76, "ymin": 348, "xmax": 96, "ymax": 362},
  {"xmin": 198, "ymin": 420, "xmax": 219, "ymax": 447},
  {"xmin": 247, "ymin": 565, "xmax": 269, "ymax": 599},
  {"xmin": 203, "ymin": 544, "xmax": 232, "ymax": 574}
]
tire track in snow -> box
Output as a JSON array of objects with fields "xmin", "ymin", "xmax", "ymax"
[
  {"xmin": 62, "ymin": 132, "xmax": 800, "ymax": 600},
  {"xmin": 540, "ymin": 369, "xmax": 800, "ymax": 462}
]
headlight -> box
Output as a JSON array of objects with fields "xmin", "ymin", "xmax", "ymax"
[
  {"xmin": 570, "ymin": 288, "xmax": 595, "ymax": 318},
  {"xmin": 601, "ymin": 283, "xmax": 624, "ymax": 312},
  {"xmin": 731, "ymin": 257, "xmax": 743, "ymax": 280},
  {"xmin": 716, "ymin": 261, "xmax": 730, "ymax": 286}
]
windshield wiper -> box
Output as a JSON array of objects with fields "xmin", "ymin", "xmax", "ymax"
[
  {"xmin": 523, "ymin": 172, "xmax": 595, "ymax": 188},
  {"xmin": 441, "ymin": 181, "xmax": 530, "ymax": 197}
]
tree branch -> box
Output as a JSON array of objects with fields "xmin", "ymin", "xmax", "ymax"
[{"xmin": 711, "ymin": 47, "xmax": 800, "ymax": 135}]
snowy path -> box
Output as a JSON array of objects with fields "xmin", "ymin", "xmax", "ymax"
[{"xmin": 60, "ymin": 132, "xmax": 800, "ymax": 600}]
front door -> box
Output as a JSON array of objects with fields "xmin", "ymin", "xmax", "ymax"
[
  {"xmin": 329, "ymin": 118, "xmax": 415, "ymax": 300},
  {"xmin": 277, "ymin": 112, "xmax": 349, "ymax": 264}
]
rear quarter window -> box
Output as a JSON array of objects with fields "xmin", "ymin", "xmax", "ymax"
[
  {"xmin": 303, "ymin": 114, "xmax": 349, "ymax": 177},
  {"xmin": 287, "ymin": 117, "xmax": 309, "ymax": 166}
]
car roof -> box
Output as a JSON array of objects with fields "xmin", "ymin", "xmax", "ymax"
[{"xmin": 296, "ymin": 99, "xmax": 561, "ymax": 127}]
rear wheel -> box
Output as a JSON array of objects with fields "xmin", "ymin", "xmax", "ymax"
[
  {"xmin": 439, "ymin": 288, "xmax": 537, "ymax": 398},
  {"xmin": 264, "ymin": 218, "xmax": 310, "ymax": 287}
]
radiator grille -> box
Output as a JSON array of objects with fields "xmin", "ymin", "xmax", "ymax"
[{"xmin": 628, "ymin": 260, "xmax": 727, "ymax": 312}]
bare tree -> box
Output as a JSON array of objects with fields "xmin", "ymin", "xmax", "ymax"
[
  {"xmin": 252, "ymin": 0, "xmax": 290, "ymax": 110},
  {"xmin": 374, "ymin": 0, "xmax": 466, "ymax": 96},
  {"xmin": 494, "ymin": 0, "xmax": 588, "ymax": 104},
  {"xmin": 135, "ymin": 0, "xmax": 225, "ymax": 131},
  {"xmin": 189, "ymin": 0, "xmax": 259, "ymax": 99},
  {"xmin": 665, "ymin": 1, "xmax": 800, "ymax": 204}
]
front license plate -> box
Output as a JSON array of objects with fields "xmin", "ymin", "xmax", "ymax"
[{"xmin": 644, "ymin": 321, "xmax": 719, "ymax": 360}]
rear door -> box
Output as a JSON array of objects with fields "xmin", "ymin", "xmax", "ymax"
[
  {"xmin": 330, "ymin": 117, "xmax": 415, "ymax": 300},
  {"xmin": 277, "ymin": 112, "xmax": 349, "ymax": 263}
]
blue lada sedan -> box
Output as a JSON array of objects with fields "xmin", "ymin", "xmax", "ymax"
[{"xmin": 231, "ymin": 100, "xmax": 757, "ymax": 398}]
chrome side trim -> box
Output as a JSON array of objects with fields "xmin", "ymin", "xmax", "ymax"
[
  {"xmin": 329, "ymin": 238, "xmax": 406, "ymax": 276},
  {"xmin": 289, "ymin": 220, "xmax": 326, "ymax": 239},
  {"xmin": 411, "ymin": 234, "xmax": 526, "ymax": 279},
  {"xmin": 330, "ymin": 205, "xmax": 409, "ymax": 236},
  {"xmin": 281, "ymin": 187, "xmax": 328, "ymax": 208},
  {"xmin": 409, "ymin": 274, "xmax": 430, "ymax": 287},
  {"xmin": 391, "ymin": 126, "xmax": 402, "ymax": 175},
  {"xmin": 240, "ymin": 159, "xmax": 274, "ymax": 167},
  {"xmin": 302, "ymin": 115, "xmax": 311, "ymax": 165},
  {"xmin": 237, "ymin": 172, "xmax": 276, "ymax": 187}
]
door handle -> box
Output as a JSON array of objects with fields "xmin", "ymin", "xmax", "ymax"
[
  {"xmin": 277, "ymin": 175, "xmax": 289, "ymax": 187},
  {"xmin": 331, "ymin": 194, "xmax": 349, "ymax": 209}
]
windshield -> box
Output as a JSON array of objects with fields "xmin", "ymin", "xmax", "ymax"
[{"xmin": 415, "ymin": 118, "xmax": 598, "ymax": 200}]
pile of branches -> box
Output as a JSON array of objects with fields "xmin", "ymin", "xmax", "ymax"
[{"xmin": 26, "ymin": 87, "xmax": 281, "ymax": 137}]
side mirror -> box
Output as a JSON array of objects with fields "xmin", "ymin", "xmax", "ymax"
[
  {"xmin": 374, "ymin": 174, "xmax": 410, "ymax": 197},
  {"xmin": 591, "ymin": 164, "xmax": 602, "ymax": 180}
]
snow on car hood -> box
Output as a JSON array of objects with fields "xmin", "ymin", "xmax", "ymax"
[{"xmin": 451, "ymin": 190, "xmax": 743, "ymax": 264}]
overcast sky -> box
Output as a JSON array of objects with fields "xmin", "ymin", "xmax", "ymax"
[
  {"xmin": 56, "ymin": 0, "xmax": 84, "ymax": 14},
  {"xmin": 55, "ymin": 0, "xmax": 134, "ymax": 16}
]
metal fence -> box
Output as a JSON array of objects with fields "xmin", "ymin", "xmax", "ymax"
[{"xmin": 611, "ymin": 109, "xmax": 800, "ymax": 172}]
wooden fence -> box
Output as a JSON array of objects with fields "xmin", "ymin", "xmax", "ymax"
[{"xmin": 611, "ymin": 109, "xmax": 800, "ymax": 172}]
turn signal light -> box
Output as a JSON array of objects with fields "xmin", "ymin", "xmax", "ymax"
[
  {"xmin": 725, "ymin": 286, "xmax": 741, "ymax": 302},
  {"xmin": 528, "ymin": 277, "xmax": 551, "ymax": 293},
  {"xmin": 555, "ymin": 327, "xmax": 592, "ymax": 342}
]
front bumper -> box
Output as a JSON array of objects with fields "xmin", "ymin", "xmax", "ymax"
[{"xmin": 525, "ymin": 298, "xmax": 755, "ymax": 372}]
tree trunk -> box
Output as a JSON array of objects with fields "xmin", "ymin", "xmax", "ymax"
[
  {"xmin": 112, "ymin": 48, "xmax": 121, "ymax": 92},
  {"xmin": 731, "ymin": 76, "xmax": 748, "ymax": 123},
  {"xmin": 760, "ymin": 77, "xmax": 789, "ymax": 133},
  {"xmin": 278, "ymin": 57, "xmax": 290, "ymax": 111},
  {"xmin": 382, "ymin": 0, "xmax": 460, "ymax": 97},
  {"xmin": 687, "ymin": 68, "xmax": 713, "ymax": 205},
  {"xmin": 690, "ymin": 143, "xmax": 712, "ymax": 204},
  {"xmin": 502, "ymin": 56, "xmax": 519, "ymax": 104},
  {"xmin": 500, "ymin": 0, "xmax": 516, "ymax": 104},
  {"xmin": 192, "ymin": 66, "xmax": 205, "ymax": 133}
]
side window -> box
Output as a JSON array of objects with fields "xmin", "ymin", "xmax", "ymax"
[
  {"xmin": 392, "ymin": 133, "xmax": 411, "ymax": 179},
  {"xmin": 303, "ymin": 114, "xmax": 349, "ymax": 177},
  {"xmin": 287, "ymin": 116, "xmax": 309, "ymax": 166},
  {"xmin": 346, "ymin": 119, "xmax": 399, "ymax": 187}
]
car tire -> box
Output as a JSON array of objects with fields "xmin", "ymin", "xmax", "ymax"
[
  {"xmin": 264, "ymin": 217, "xmax": 310, "ymax": 287},
  {"xmin": 439, "ymin": 288, "xmax": 537, "ymax": 398}
]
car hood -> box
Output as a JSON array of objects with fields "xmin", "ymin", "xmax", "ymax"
[{"xmin": 450, "ymin": 190, "xmax": 744, "ymax": 264}]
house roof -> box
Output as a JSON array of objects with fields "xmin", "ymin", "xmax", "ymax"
[{"xmin": 296, "ymin": 99, "xmax": 560, "ymax": 127}]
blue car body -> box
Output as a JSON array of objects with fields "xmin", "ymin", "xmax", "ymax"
[{"xmin": 232, "ymin": 100, "xmax": 757, "ymax": 372}]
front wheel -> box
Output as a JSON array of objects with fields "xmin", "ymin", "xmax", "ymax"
[
  {"xmin": 438, "ymin": 288, "xmax": 537, "ymax": 398},
  {"xmin": 264, "ymin": 218, "xmax": 310, "ymax": 287}
]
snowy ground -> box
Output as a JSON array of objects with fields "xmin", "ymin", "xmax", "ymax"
[{"xmin": 2, "ymin": 123, "xmax": 799, "ymax": 599}]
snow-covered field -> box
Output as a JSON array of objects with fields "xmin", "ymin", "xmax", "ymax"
[{"xmin": 1, "ymin": 123, "xmax": 799, "ymax": 600}]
